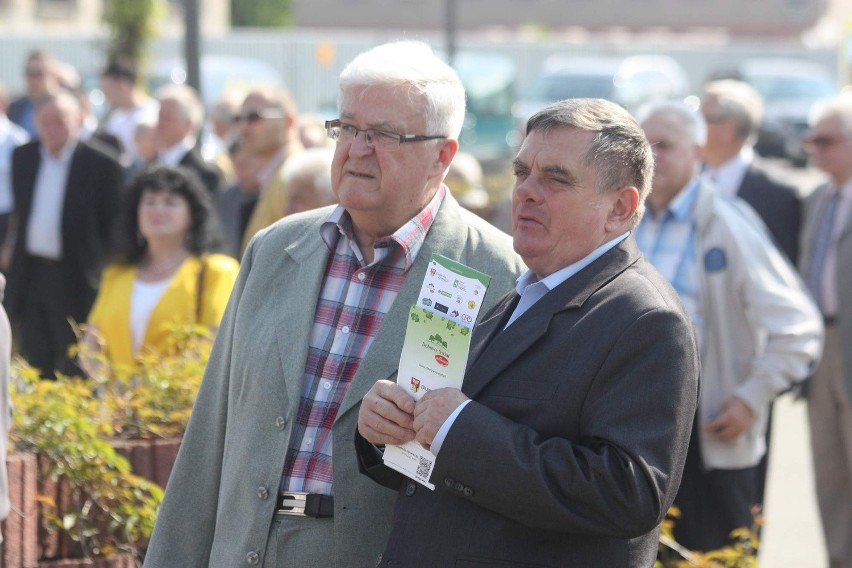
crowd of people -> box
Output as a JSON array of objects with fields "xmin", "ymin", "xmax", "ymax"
[{"xmin": 0, "ymin": 42, "xmax": 849, "ymax": 566}]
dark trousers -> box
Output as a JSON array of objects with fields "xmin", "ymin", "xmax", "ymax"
[
  {"xmin": 672, "ymin": 421, "xmax": 759, "ymax": 553},
  {"xmin": 19, "ymin": 259, "xmax": 81, "ymax": 380}
]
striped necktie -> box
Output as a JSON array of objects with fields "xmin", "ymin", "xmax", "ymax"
[{"xmin": 805, "ymin": 190, "xmax": 841, "ymax": 312}]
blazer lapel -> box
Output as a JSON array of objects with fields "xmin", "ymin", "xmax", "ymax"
[
  {"xmin": 337, "ymin": 194, "xmax": 470, "ymax": 420},
  {"xmin": 462, "ymin": 238, "xmax": 641, "ymax": 399},
  {"xmin": 272, "ymin": 224, "xmax": 330, "ymax": 411}
]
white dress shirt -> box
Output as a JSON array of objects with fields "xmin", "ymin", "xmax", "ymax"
[
  {"xmin": 702, "ymin": 146, "xmax": 754, "ymax": 198},
  {"xmin": 158, "ymin": 137, "xmax": 196, "ymax": 167},
  {"xmin": 26, "ymin": 141, "xmax": 76, "ymax": 259}
]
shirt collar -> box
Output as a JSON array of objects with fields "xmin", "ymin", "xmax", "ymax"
[
  {"xmin": 665, "ymin": 177, "xmax": 701, "ymax": 222},
  {"xmin": 158, "ymin": 136, "xmax": 196, "ymax": 166},
  {"xmin": 514, "ymin": 231, "xmax": 630, "ymax": 295},
  {"xmin": 320, "ymin": 185, "xmax": 447, "ymax": 271},
  {"xmin": 257, "ymin": 146, "xmax": 289, "ymax": 187},
  {"xmin": 39, "ymin": 138, "xmax": 77, "ymax": 163}
]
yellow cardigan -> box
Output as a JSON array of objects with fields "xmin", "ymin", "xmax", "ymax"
[{"xmin": 87, "ymin": 254, "xmax": 239, "ymax": 367}]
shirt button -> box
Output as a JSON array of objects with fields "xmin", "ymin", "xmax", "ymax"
[
  {"xmin": 358, "ymin": 272, "xmax": 365, "ymax": 281},
  {"xmin": 342, "ymin": 325, "xmax": 350, "ymax": 334},
  {"xmin": 275, "ymin": 416, "xmax": 286, "ymax": 430},
  {"xmin": 246, "ymin": 551, "xmax": 260, "ymax": 565},
  {"xmin": 323, "ymin": 381, "xmax": 331, "ymax": 390},
  {"xmin": 405, "ymin": 481, "xmax": 417, "ymax": 497},
  {"xmin": 305, "ymin": 438, "xmax": 314, "ymax": 446},
  {"xmin": 257, "ymin": 487, "xmax": 269, "ymax": 500}
]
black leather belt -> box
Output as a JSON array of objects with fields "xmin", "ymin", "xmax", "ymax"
[{"xmin": 274, "ymin": 492, "xmax": 334, "ymax": 518}]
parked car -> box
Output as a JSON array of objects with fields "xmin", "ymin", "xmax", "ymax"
[
  {"xmin": 512, "ymin": 54, "xmax": 690, "ymax": 135},
  {"xmin": 711, "ymin": 57, "xmax": 836, "ymax": 166}
]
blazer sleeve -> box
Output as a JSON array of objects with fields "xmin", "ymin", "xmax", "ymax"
[
  {"xmin": 433, "ymin": 305, "xmax": 700, "ymax": 538},
  {"xmin": 145, "ymin": 240, "xmax": 254, "ymax": 566}
]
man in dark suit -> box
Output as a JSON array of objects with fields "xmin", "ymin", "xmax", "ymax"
[
  {"xmin": 356, "ymin": 98, "xmax": 700, "ymax": 567},
  {"xmin": 4, "ymin": 90, "xmax": 122, "ymax": 379},
  {"xmin": 701, "ymin": 79, "xmax": 801, "ymax": 263},
  {"xmin": 700, "ymin": 79, "xmax": 804, "ymax": 512},
  {"xmin": 154, "ymin": 84, "xmax": 222, "ymax": 197}
]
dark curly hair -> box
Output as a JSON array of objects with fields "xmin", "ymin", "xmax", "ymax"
[{"xmin": 116, "ymin": 165, "xmax": 223, "ymax": 264}]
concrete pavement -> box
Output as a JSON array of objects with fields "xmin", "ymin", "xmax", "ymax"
[{"xmin": 759, "ymin": 395, "xmax": 827, "ymax": 567}]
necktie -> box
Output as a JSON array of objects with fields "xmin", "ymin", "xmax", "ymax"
[{"xmin": 806, "ymin": 191, "xmax": 840, "ymax": 312}]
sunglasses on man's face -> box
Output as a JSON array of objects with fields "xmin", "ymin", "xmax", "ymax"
[
  {"xmin": 803, "ymin": 134, "xmax": 846, "ymax": 151},
  {"xmin": 232, "ymin": 108, "xmax": 286, "ymax": 124}
]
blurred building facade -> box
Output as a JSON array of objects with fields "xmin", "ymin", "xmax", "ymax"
[
  {"xmin": 295, "ymin": 0, "xmax": 828, "ymax": 37},
  {"xmin": 0, "ymin": 0, "xmax": 230, "ymax": 36}
]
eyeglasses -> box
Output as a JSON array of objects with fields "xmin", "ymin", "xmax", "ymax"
[
  {"xmin": 325, "ymin": 119, "xmax": 446, "ymax": 151},
  {"xmin": 232, "ymin": 108, "xmax": 286, "ymax": 124},
  {"xmin": 803, "ymin": 134, "xmax": 845, "ymax": 150}
]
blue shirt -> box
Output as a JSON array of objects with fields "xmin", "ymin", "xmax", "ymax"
[{"xmin": 634, "ymin": 178, "xmax": 702, "ymax": 344}]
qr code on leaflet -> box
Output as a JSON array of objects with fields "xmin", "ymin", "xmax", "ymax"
[{"xmin": 416, "ymin": 456, "xmax": 432, "ymax": 478}]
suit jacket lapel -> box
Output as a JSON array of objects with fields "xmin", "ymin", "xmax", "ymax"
[
  {"xmin": 272, "ymin": 220, "xmax": 329, "ymax": 411},
  {"xmin": 462, "ymin": 238, "xmax": 641, "ymax": 399},
  {"xmin": 337, "ymin": 195, "xmax": 470, "ymax": 420}
]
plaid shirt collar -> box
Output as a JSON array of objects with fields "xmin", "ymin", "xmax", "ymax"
[{"xmin": 320, "ymin": 184, "xmax": 447, "ymax": 270}]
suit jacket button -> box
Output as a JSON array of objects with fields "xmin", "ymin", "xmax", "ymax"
[
  {"xmin": 275, "ymin": 416, "xmax": 286, "ymax": 430},
  {"xmin": 405, "ymin": 482, "xmax": 417, "ymax": 497},
  {"xmin": 454, "ymin": 482, "xmax": 464, "ymax": 493},
  {"xmin": 245, "ymin": 551, "xmax": 260, "ymax": 565},
  {"xmin": 257, "ymin": 487, "xmax": 269, "ymax": 500},
  {"xmin": 444, "ymin": 477, "xmax": 454, "ymax": 488},
  {"xmin": 463, "ymin": 486, "xmax": 474, "ymax": 498}
]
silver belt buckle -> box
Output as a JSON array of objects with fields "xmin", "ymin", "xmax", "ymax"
[{"xmin": 275, "ymin": 491, "xmax": 309, "ymax": 517}]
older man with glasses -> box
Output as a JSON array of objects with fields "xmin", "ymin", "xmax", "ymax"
[
  {"xmin": 145, "ymin": 41, "xmax": 523, "ymax": 568},
  {"xmin": 800, "ymin": 95, "xmax": 852, "ymax": 568}
]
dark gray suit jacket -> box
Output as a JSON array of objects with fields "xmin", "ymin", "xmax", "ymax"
[
  {"xmin": 357, "ymin": 237, "xmax": 700, "ymax": 567},
  {"xmin": 737, "ymin": 158, "xmax": 801, "ymax": 264}
]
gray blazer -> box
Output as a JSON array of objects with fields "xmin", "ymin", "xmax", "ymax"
[
  {"xmin": 357, "ymin": 238, "xmax": 700, "ymax": 567},
  {"xmin": 145, "ymin": 195, "xmax": 524, "ymax": 567},
  {"xmin": 800, "ymin": 183, "xmax": 852, "ymax": 400}
]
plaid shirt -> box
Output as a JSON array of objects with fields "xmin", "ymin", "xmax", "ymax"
[
  {"xmin": 634, "ymin": 178, "xmax": 703, "ymax": 346},
  {"xmin": 281, "ymin": 186, "xmax": 446, "ymax": 495}
]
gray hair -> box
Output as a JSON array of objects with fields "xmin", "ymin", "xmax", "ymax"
[
  {"xmin": 635, "ymin": 100, "xmax": 708, "ymax": 146},
  {"xmin": 526, "ymin": 98, "xmax": 653, "ymax": 228},
  {"xmin": 156, "ymin": 84, "xmax": 205, "ymax": 132},
  {"xmin": 283, "ymin": 147, "xmax": 335, "ymax": 204},
  {"xmin": 338, "ymin": 41, "xmax": 466, "ymax": 139},
  {"xmin": 808, "ymin": 94, "xmax": 852, "ymax": 137},
  {"xmin": 703, "ymin": 79, "xmax": 764, "ymax": 142}
]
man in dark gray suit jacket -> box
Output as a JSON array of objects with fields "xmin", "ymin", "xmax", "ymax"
[{"xmin": 357, "ymin": 98, "xmax": 700, "ymax": 567}]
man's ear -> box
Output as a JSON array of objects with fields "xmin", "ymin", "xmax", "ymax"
[
  {"xmin": 606, "ymin": 186, "xmax": 640, "ymax": 230},
  {"xmin": 432, "ymin": 138, "xmax": 459, "ymax": 178}
]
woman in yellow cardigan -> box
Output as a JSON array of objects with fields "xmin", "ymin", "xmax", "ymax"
[{"xmin": 83, "ymin": 166, "xmax": 239, "ymax": 370}]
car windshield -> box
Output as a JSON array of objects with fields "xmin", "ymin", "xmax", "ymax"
[
  {"xmin": 747, "ymin": 75, "xmax": 835, "ymax": 102},
  {"xmin": 527, "ymin": 73, "xmax": 615, "ymax": 102}
]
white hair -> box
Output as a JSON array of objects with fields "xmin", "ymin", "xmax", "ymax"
[
  {"xmin": 338, "ymin": 41, "xmax": 466, "ymax": 139},
  {"xmin": 635, "ymin": 100, "xmax": 707, "ymax": 146}
]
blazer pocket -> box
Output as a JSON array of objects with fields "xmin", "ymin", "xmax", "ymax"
[{"xmin": 486, "ymin": 379, "xmax": 558, "ymax": 400}]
